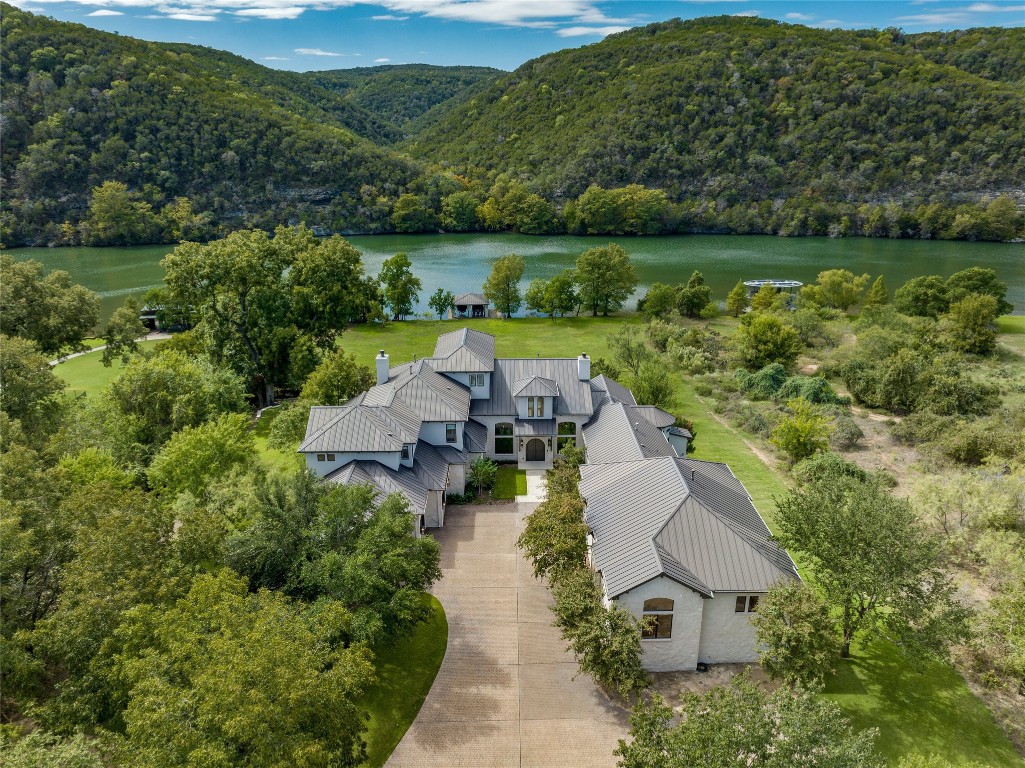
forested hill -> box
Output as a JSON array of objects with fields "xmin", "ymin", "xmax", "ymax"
[
  {"xmin": 306, "ymin": 65, "xmax": 504, "ymax": 129},
  {"xmin": 408, "ymin": 17, "xmax": 1025, "ymax": 203}
]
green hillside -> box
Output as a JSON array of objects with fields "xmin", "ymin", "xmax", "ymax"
[
  {"xmin": 307, "ymin": 64, "xmax": 504, "ymax": 130},
  {"xmin": 407, "ymin": 17, "xmax": 1025, "ymax": 202}
]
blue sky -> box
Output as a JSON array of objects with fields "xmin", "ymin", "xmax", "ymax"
[{"xmin": 10, "ymin": 0, "xmax": 1025, "ymax": 71}]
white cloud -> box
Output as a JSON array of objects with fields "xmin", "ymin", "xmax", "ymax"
[
  {"xmin": 161, "ymin": 12, "xmax": 217, "ymax": 20},
  {"xmin": 235, "ymin": 6, "xmax": 305, "ymax": 17},
  {"xmin": 262, "ymin": 55, "xmax": 290, "ymax": 59},
  {"xmin": 785, "ymin": 12, "xmax": 813, "ymax": 21},
  {"xmin": 894, "ymin": 11, "xmax": 970, "ymax": 24},
  {"xmin": 732, "ymin": 10, "xmax": 760, "ymax": 16},
  {"xmin": 87, "ymin": 8, "xmax": 124, "ymax": 14},
  {"xmin": 374, "ymin": 57, "xmax": 391, "ymax": 62},
  {"xmin": 556, "ymin": 24, "xmax": 629, "ymax": 36},
  {"xmin": 968, "ymin": 2, "xmax": 1025, "ymax": 9},
  {"xmin": 295, "ymin": 47, "xmax": 343, "ymax": 55},
  {"xmin": 371, "ymin": 13, "xmax": 407, "ymax": 20}
]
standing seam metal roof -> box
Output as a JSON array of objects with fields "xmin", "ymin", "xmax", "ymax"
[
  {"xmin": 470, "ymin": 358, "xmax": 594, "ymax": 417},
  {"xmin": 581, "ymin": 402, "xmax": 677, "ymax": 465},
  {"xmin": 580, "ymin": 457, "xmax": 798, "ymax": 598},
  {"xmin": 511, "ymin": 376, "xmax": 560, "ymax": 397},
  {"xmin": 590, "ymin": 374, "xmax": 637, "ymax": 406},
  {"xmin": 299, "ymin": 406, "xmax": 404, "ymax": 453},
  {"xmin": 429, "ymin": 328, "xmax": 496, "ymax": 372},
  {"xmin": 325, "ymin": 460, "xmax": 430, "ymax": 517}
]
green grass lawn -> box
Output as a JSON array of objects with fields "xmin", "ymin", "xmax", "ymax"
[
  {"xmin": 52, "ymin": 339, "xmax": 161, "ymax": 397},
  {"xmin": 46, "ymin": 316, "xmax": 1023, "ymax": 766},
  {"xmin": 360, "ymin": 594, "xmax": 448, "ymax": 767},
  {"xmin": 493, "ymin": 466, "xmax": 527, "ymax": 499},
  {"xmin": 250, "ymin": 405, "xmax": 304, "ymax": 473}
]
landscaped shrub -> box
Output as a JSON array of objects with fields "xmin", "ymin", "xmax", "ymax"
[{"xmin": 468, "ymin": 456, "xmax": 498, "ymax": 495}]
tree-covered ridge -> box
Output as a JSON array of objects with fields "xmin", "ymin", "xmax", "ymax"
[
  {"xmin": 0, "ymin": 3, "xmax": 423, "ymax": 243},
  {"xmin": 408, "ymin": 16, "xmax": 1025, "ymax": 202},
  {"xmin": 307, "ymin": 64, "xmax": 504, "ymax": 130},
  {"xmin": 894, "ymin": 26, "xmax": 1025, "ymax": 87}
]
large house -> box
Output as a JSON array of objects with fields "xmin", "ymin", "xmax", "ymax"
[{"xmin": 299, "ymin": 327, "xmax": 798, "ymax": 670}]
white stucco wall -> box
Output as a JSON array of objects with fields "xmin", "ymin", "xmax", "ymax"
[
  {"xmin": 697, "ymin": 592, "xmax": 763, "ymax": 664},
  {"xmin": 615, "ymin": 577, "xmax": 705, "ymax": 672},
  {"xmin": 439, "ymin": 371, "xmax": 490, "ymax": 400},
  {"xmin": 424, "ymin": 489, "xmax": 445, "ymax": 528},
  {"xmin": 664, "ymin": 432, "xmax": 689, "ymax": 456},
  {"xmin": 420, "ymin": 420, "xmax": 464, "ymax": 447},
  {"xmin": 304, "ymin": 451, "xmax": 400, "ymax": 476},
  {"xmin": 447, "ymin": 462, "xmax": 466, "ymax": 495}
]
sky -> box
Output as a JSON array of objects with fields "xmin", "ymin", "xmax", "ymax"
[{"xmin": 9, "ymin": 0, "xmax": 1025, "ymax": 71}]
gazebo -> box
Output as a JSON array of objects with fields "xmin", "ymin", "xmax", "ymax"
[
  {"xmin": 450, "ymin": 292, "xmax": 489, "ymax": 319},
  {"xmin": 743, "ymin": 279, "xmax": 803, "ymax": 307}
]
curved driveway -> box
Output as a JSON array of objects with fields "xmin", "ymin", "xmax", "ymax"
[{"xmin": 386, "ymin": 501, "xmax": 628, "ymax": 768}]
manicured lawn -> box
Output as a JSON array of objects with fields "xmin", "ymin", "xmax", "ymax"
[
  {"xmin": 361, "ymin": 594, "xmax": 448, "ymax": 767},
  {"xmin": 52, "ymin": 339, "xmax": 161, "ymax": 397},
  {"xmin": 493, "ymin": 466, "xmax": 527, "ymax": 499},
  {"xmin": 251, "ymin": 406, "xmax": 303, "ymax": 473}
]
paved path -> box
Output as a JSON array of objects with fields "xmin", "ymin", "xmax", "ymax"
[
  {"xmin": 515, "ymin": 470, "xmax": 547, "ymax": 503},
  {"xmin": 387, "ymin": 502, "xmax": 628, "ymax": 768},
  {"xmin": 49, "ymin": 332, "xmax": 172, "ymax": 366}
]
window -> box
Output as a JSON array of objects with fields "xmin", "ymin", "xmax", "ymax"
[
  {"xmin": 316, "ymin": 453, "xmax": 325, "ymax": 461},
  {"xmin": 495, "ymin": 422, "xmax": 514, "ymax": 454},
  {"xmin": 326, "ymin": 453, "xmax": 335, "ymax": 461},
  {"xmin": 536, "ymin": 396, "xmax": 545, "ymax": 417},
  {"xmin": 445, "ymin": 423, "xmax": 457, "ymax": 443},
  {"xmin": 641, "ymin": 598, "xmax": 674, "ymax": 640},
  {"xmin": 735, "ymin": 595, "xmax": 759, "ymax": 613},
  {"xmin": 557, "ymin": 421, "xmax": 577, "ymax": 452},
  {"xmin": 401, "ymin": 445, "xmax": 410, "ymax": 460},
  {"xmin": 469, "ymin": 373, "xmax": 485, "ymax": 387},
  {"xmin": 527, "ymin": 397, "xmax": 534, "ymax": 417}
]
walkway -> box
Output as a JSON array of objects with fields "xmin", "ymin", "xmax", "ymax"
[
  {"xmin": 515, "ymin": 469, "xmax": 547, "ymax": 503},
  {"xmin": 386, "ymin": 501, "xmax": 628, "ymax": 768},
  {"xmin": 49, "ymin": 332, "xmax": 171, "ymax": 366}
]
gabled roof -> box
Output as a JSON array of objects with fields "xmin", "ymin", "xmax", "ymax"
[
  {"xmin": 429, "ymin": 328, "xmax": 495, "ymax": 372},
  {"xmin": 590, "ymin": 374, "xmax": 637, "ymax": 406},
  {"xmin": 582, "ymin": 402, "xmax": 677, "ymax": 465},
  {"xmin": 453, "ymin": 292, "xmax": 488, "ymax": 305},
  {"xmin": 511, "ymin": 375, "xmax": 559, "ymax": 397},
  {"xmin": 299, "ymin": 406, "xmax": 404, "ymax": 453},
  {"xmin": 631, "ymin": 405, "xmax": 676, "ymax": 430},
  {"xmin": 464, "ymin": 419, "xmax": 488, "ymax": 453},
  {"xmin": 412, "ymin": 440, "xmax": 451, "ymax": 491},
  {"xmin": 348, "ymin": 394, "xmax": 422, "ymax": 443},
  {"xmin": 580, "ymin": 457, "xmax": 798, "ymax": 599},
  {"xmin": 371, "ymin": 360, "xmax": 471, "ymax": 422},
  {"xmin": 471, "ymin": 358, "xmax": 593, "ymax": 417},
  {"xmin": 326, "ymin": 460, "xmax": 430, "ymax": 517}
]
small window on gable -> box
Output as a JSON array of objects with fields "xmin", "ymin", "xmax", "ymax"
[
  {"xmin": 316, "ymin": 454, "xmax": 325, "ymax": 461},
  {"xmin": 735, "ymin": 595, "xmax": 759, "ymax": 613},
  {"xmin": 527, "ymin": 397, "xmax": 534, "ymax": 417},
  {"xmin": 735, "ymin": 596, "xmax": 746, "ymax": 613},
  {"xmin": 326, "ymin": 453, "xmax": 335, "ymax": 461},
  {"xmin": 401, "ymin": 445, "xmax": 410, "ymax": 460},
  {"xmin": 446, "ymin": 423, "xmax": 457, "ymax": 443},
  {"xmin": 643, "ymin": 598, "xmax": 674, "ymax": 612},
  {"xmin": 469, "ymin": 373, "xmax": 485, "ymax": 387},
  {"xmin": 641, "ymin": 597, "xmax": 674, "ymax": 640},
  {"xmin": 536, "ymin": 396, "xmax": 545, "ymax": 417}
]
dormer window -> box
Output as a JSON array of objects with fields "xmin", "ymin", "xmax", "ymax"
[
  {"xmin": 469, "ymin": 373, "xmax": 485, "ymax": 387},
  {"xmin": 401, "ymin": 445, "xmax": 410, "ymax": 460},
  {"xmin": 446, "ymin": 423, "xmax": 457, "ymax": 443},
  {"xmin": 527, "ymin": 396, "xmax": 545, "ymax": 417}
]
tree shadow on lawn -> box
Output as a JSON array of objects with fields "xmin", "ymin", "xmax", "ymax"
[{"xmin": 823, "ymin": 640, "xmax": 1021, "ymax": 767}]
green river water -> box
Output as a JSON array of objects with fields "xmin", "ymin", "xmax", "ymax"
[{"xmin": 11, "ymin": 233, "xmax": 1023, "ymax": 326}]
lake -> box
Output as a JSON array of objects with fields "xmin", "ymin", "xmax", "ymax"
[{"xmin": 11, "ymin": 233, "xmax": 1024, "ymax": 326}]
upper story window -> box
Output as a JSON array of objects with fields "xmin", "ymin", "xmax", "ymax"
[
  {"xmin": 557, "ymin": 421, "xmax": 576, "ymax": 452},
  {"xmin": 641, "ymin": 597, "xmax": 674, "ymax": 640},
  {"xmin": 735, "ymin": 595, "xmax": 759, "ymax": 613},
  {"xmin": 469, "ymin": 373, "xmax": 485, "ymax": 387},
  {"xmin": 446, "ymin": 423, "xmax": 457, "ymax": 443},
  {"xmin": 401, "ymin": 445, "xmax": 410, "ymax": 460},
  {"xmin": 495, "ymin": 422, "xmax": 514, "ymax": 454},
  {"xmin": 527, "ymin": 396, "xmax": 545, "ymax": 417}
]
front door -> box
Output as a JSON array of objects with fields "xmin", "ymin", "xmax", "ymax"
[{"xmin": 525, "ymin": 438, "xmax": 545, "ymax": 462}]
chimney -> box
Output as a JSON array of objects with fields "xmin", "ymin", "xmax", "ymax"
[
  {"xmin": 375, "ymin": 350, "xmax": 389, "ymax": 386},
  {"xmin": 578, "ymin": 353, "xmax": 590, "ymax": 381}
]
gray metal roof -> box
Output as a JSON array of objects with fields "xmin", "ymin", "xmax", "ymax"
[
  {"xmin": 453, "ymin": 292, "xmax": 488, "ymax": 305},
  {"xmin": 631, "ymin": 405, "xmax": 676, "ymax": 430},
  {"xmin": 464, "ymin": 419, "xmax": 488, "ymax": 453},
  {"xmin": 580, "ymin": 457, "xmax": 798, "ymax": 599},
  {"xmin": 590, "ymin": 374, "xmax": 637, "ymax": 406},
  {"xmin": 581, "ymin": 402, "xmax": 677, "ymax": 465},
  {"xmin": 412, "ymin": 440, "xmax": 450, "ymax": 491},
  {"xmin": 511, "ymin": 375, "xmax": 559, "ymax": 397},
  {"xmin": 515, "ymin": 419, "xmax": 556, "ymax": 436},
  {"xmin": 372, "ymin": 360, "xmax": 471, "ymax": 422},
  {"xmin": 349, "ymin": 394, "xmax": 422, "ymax": 443},
  {"xmin": 325, "ymin": 460, "xmax": 429, "ymax": 517},
  {"xmin": 429, "ymin": 328, "xmax": 495, "ymax": 372},
  {"xmin": 471, "ymin": 358, "xmax": 594, "ymax": 417},
  {"xmin": 299, "ymin": 406, "xmax": 405, "ymax": 453},
  {"xmin": 664, "ymin": 425, "xmax": 693, "ymax": 439}
]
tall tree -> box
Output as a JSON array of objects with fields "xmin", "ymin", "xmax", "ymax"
[
  {"xmin": 752, "ymin": 580, "xmax": 839, "ymax": 686},
  {"xmin": 801, "ymin": 269, "xmax": 870, "ymax": 311},
  {"xmin": 379, "ymin": 252, "xmax": 422, "ymax": 320},
  {"xmin": 863, "ymin": 275, "xmax": 889, "ymax": 308},
  {"xmin": 944, "ymin": 267, "xmax": 1013, "ymax": 315},
  {"xmin": 0, "ymin": 335, "xmax": 66, "ymax": 436},
  {"xmin": 942, "ymin": 294, "xmax": 998, "ymax": 356},
  {"xmin": 162, "ymin": 226, "xmax": 378, "ymax": 406},
  {"xmin": 0, "ymin": 256, "xmax": 99, "ymax": 357},
  {"xmin": 725, "ymin": 281, "xmax": 748, "ymax": 317},
  {"xmin": 732, "ymin": 313, "xmax": 803, "ymax": 371},
  {"xmin": 101, "ymin": 297, "xmax": 148, "ymax": 367},
  {"xmin": 575, "ymin": 244, "xmax": 638, "ymax": 316},
  {"xmin": 482, "ymin": 254, "xmax": 525, "ymax": 317},
  {"xmin": 427, "ymin": 288, "xmax": 455, "ymax": 320},
  {"xmin": 773, "ymin": 475, "xmax": 971, "ymax": 659}
]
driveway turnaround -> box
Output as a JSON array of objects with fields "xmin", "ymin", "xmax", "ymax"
[{"xmin": 386, "ymin": 501, "xmax": 629, "ymax": 768}]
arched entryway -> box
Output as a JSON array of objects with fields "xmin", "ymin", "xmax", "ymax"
[{"xmin": 525, "ymin": 438, "xmax": 546, "ymax": 462}]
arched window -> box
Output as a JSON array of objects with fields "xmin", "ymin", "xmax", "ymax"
[
  {"xmin": 557, "ymin": 421, "xmax": 577, "ymax": 453},
  {"xmin": 494, "ymin": 422, "xmax": 514, "ymax": 454},
  {"xmin": 641, "ymin": 597, "xmax": 674, "ymax": 640}
]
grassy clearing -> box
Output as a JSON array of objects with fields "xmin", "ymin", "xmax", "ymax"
[
  {"xmin": 251, "ymin": 406, "xmax": 304, "ymax": 473},
  {"xmin": 47, "ymin": 316, "xmax": 1022, "ymax": 765},
  {"xmin": 53, "ymin": 339, "xmax": 161, "ymax": 397},
  {"xmin": 361, "ymin": 594, "xmax": 447, "ymax": 768},
  {"xmin": 493, "ymin": 466, "xmax": 527, "ymax": 499}
]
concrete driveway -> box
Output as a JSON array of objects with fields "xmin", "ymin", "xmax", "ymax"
[{"xmin": 386, "ymin": 501, "xmax": 629, "ymax": 768}]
